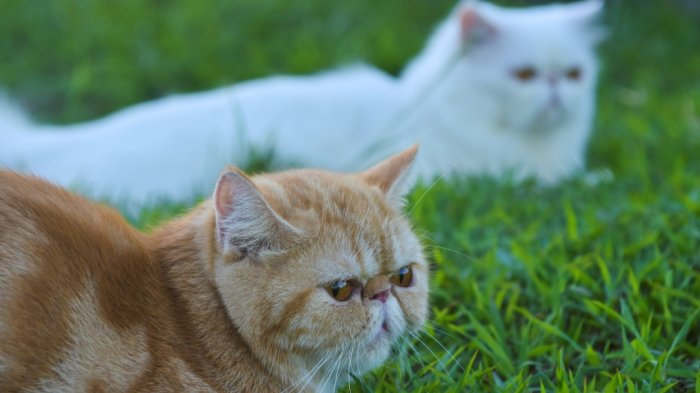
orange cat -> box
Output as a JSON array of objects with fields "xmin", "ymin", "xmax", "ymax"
[{"xmin": 0, "ymin": 146, "xmax": 428, "ymax": 392}]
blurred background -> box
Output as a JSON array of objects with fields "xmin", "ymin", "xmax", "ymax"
[
  {"xmin": 1, "ymin": 0, "xmax": 698, "ymax": 390},
  {"xmin": 2, "ymin": 0, "xmax": 698, "ymax": 181},
  {"xmin": 2, "ymin": 0, "xmax": 697, "ymax": 179},
  {"xmin": 0, "ymin": 2, "xmax": 695, "ymax": 119}
]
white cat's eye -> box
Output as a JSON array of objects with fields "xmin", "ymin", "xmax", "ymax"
[
  {"xmin": 566, "ymin": 67, "xmax": 582, "ymax": 81},
  {"xmin": 390, "ymin": 265, "xmax": 414, "ymax": 287},
  {"xmin": 513, "ymin": 66, "xmax": 537, "ymax": 82},
  {"xmin": 326, "ymin": 279, "xmax": 358, "ymax": 302}
]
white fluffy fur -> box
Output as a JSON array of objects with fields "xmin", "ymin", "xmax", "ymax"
[
  {"xmin": 0, "ymin": 0, "xmax": 602, "ymax": 207},
  {"xmin": 0, "ymin": 66, "xmax": 398, "ymax": 207}
]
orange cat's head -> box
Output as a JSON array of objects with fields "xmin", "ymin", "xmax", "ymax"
[{"xmin": 210, "ymin": 146, "xmax": 428, "ymax": 386}]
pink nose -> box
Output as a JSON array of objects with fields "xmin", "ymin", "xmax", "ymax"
[{"xmin": 371, "ymin": 289, "xmax": 390, "ymax": 303}]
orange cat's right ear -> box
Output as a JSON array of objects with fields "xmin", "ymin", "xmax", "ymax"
[
  {"xmin": 214, "ymin": 168, "xmax": 300, "ymax": 256},
  {"xmin": 359, "ymin": 145, "xmax": 418, "ymax": 207}
]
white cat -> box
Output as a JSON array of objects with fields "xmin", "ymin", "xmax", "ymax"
[
  {"xmin": 0, "ymin": 0, "xmax": 603, "ymax": 207},
  {"xmin": 391, "ymin": 0, "xmax": 604, "ymax": 183}
]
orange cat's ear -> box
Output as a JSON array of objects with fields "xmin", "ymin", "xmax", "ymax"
[
  {"xmin": 214, "ymin": 168, "xmax": 300, "ymax": 256},
  {"xmin": 359, "ymin": 145, "xmax": 418, "ymax": 207}
]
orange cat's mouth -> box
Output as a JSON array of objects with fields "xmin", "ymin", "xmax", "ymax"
[{"xmin": 368, "ymin": 316, "xmax": 397, "ymax": 349}]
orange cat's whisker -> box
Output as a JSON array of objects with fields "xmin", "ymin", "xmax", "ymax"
[{"xmin": 408, "ymin": 163, "xmax": 459, "ymax": 215}]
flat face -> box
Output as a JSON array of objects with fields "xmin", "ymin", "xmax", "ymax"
[{"xmin": 215, "ymin": 170, "xmax": 429, "ymax": 382}]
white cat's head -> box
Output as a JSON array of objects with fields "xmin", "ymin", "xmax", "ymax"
[{"xmin": 454, "ymin": 0, "xmax": 604, "ymax": 134}]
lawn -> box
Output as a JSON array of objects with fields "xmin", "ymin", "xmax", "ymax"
[{"xmin": 2, "ymin": 0, "xmax": 698, "ymax": 392}]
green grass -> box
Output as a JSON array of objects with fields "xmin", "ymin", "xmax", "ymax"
[{"xmin": 3, "ymin": 0, "xmax": 698, "ymax": 391}]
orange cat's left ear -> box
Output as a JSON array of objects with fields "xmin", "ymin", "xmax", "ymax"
[
  {"xmin": 359, "ymin": 144, "xmax": 418, "ymax": 207},
  {"xmin": 214, "ymin": 168, "xmax": 301, "ymax": 256}
]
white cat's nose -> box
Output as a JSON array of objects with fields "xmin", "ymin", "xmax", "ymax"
[{"xmin": 549, "ymin": 92, "xmax": 563, "ymax": 108}]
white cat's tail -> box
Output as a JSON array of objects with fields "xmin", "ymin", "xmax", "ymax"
[{"xmin": 0, "ymin": 92, "xmax": 31, "ymax": 133}]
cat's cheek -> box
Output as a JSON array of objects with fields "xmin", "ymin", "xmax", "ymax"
[
  {"xmin": 356, "ymin": 316, "xmax": 395, "ymax": 373},
  {"xmin": 392, "ymin": 274, "xmax": 429, "ymax": 331},
  {"xmin": 307, "ymin": 294, "xmax": 368, "ymax": 346},
  {"xmin": 394, "ymin": 290, "xmax": 428, "ymax": 331},
  {"xmin": 385, "ymin": 299, "xmax": 408, "ymax": 338}
]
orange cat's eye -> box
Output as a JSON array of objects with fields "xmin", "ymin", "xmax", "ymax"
[
  {"xmin": 327, "ymin": 280, "xmax": 354, "ymax": 302},
  {"xmin": 566, "ymin": 67, "xmax": 582, "ymax": 80},
  {"xmin": 390, "ymin": 265, "xmax": 414, "ymax": 287},
  {"xmin": 513, "ymin": 66, "xmax": 537, "ymax": 82}
]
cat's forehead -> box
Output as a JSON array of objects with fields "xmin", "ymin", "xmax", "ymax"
[
  {"xmin": 254, "ymin": 170, "xmax": 417, "ymax": 278},
  {"xmin": 471, "ymin": 21, "xmax": 594, "ymax": 71},
  {"xmin": 253, "ymin": 170, "xmax": 397, "ymax": 231},
  {"xmin": 302, "ymin": 221, "xmax": 415, "ymax": 280},
  {"xmin": 476, "ymin": 0, "xmax": 598, "ymax": 26},
  {"xmin": 475, "ymin": 1, "xmax": 599, "ymax": 55},
  {"xmin": 503, "ymin": 29, "xmax": 592, "ymax": 63}
]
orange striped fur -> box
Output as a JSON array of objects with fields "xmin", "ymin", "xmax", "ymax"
[{"xmin": 0, "ymin": 146, "xmax": 428, "ymax": 392}]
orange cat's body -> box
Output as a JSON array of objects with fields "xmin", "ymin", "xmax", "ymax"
[
  {"xmin": 0, "ymin": 171, "xmax": 276, "ymax": 392},
  {"xmin": 0, "ymin": 146, "xmax": 428, "ymax": 392}
]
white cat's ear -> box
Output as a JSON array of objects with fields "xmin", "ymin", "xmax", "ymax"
[
  {"xmin": 459, "ymin": 5, "xmax": 497, "ymax": 46},
  {"xmin": 214, "ymin": 168, "xmax": 300, "ymax": 256},
  {"xmin": 570, "ymin": 0, "xmax": 606, "ymax": 44},
  {"xmin": 360, "ymin": 145, "xmax": 418, "ymax": 207}
]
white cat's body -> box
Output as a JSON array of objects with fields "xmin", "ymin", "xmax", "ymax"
[
  {"xmin": 1, "ymin": 66, "xmax": 399, "ymax": 206},
  {"xmin": 0, "ymin": 0, "xmax": 602, "ymax": 206}
]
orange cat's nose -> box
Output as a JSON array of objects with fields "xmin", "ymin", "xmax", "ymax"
[
  {"xmin": 363, "ymin": 275, "xmax": 391, "ymax": 302},
  {"xmin": 371, "ymin": 289, "xmax": 390, "ymax": 303}
]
